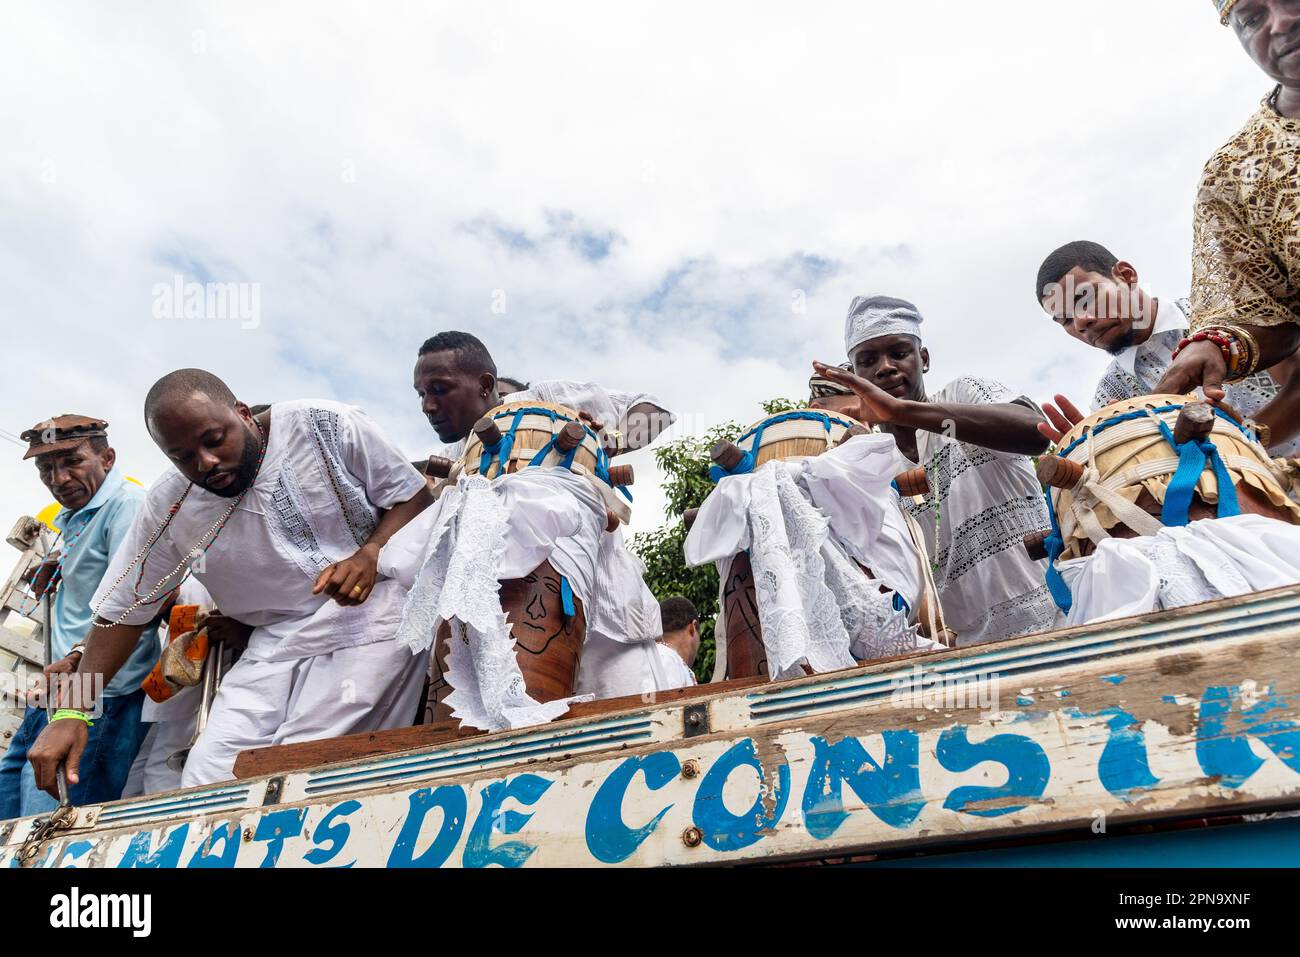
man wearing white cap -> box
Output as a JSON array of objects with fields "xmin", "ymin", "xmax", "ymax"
[{"xmin": 814, "ymin": 296, "xmax": 1060, "ymax": 646}]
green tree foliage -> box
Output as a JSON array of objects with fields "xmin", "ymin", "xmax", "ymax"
[{"xmin": 630, "ymin": 398, "xmax": 806, "ymax": 682}]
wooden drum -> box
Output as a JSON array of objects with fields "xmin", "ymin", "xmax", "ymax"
[
  {"xmin": 424, "ymin": 559, "xmax": 587, "ymax": 724},
  {"xmin": 1040, "ymin": 394, "xmax": 1300, "ymax": 561}
]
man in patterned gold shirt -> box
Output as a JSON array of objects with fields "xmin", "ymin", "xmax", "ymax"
[{"xmin": 1158, "ymin": 0, "xmax": 1300, "ymax": 449}]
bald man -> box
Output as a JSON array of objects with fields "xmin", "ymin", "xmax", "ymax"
[{"xmin": 28, "ymin": 369, "xmax": 434, "ymax": 791}]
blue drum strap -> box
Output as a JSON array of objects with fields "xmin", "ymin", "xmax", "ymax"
[
  {"xmin": 560, "ymin": 576, "xmax": 575, "ymax": 618},
  {"xmin": 709, "ymin": 411, "xmax": 836, "ymax": 483}
]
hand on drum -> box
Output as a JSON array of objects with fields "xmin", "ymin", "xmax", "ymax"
[
  {"xmin": 313, "ymin": 542, "xmax": 380, "ymax": 606},
  {"xmin": 811, "ymin": 361, "xmax": 899, "ymax": 425},
  {"xmin": 1153, "ymin": 340, "xmax": 1228, "ymax": 402},
  {"xmin": 1037, "ymin": 394, "xmax": 1086, "ymax": 446}
]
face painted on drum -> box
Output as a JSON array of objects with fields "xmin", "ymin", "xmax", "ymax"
[
  {"xmin": 850, "ymin": 335, "xmax": 929, "ymax": 402},
  {"xmin": 148, "ymin": 395, "xmax": 262, "ymax": 498},
  {"xmin": 506, "ymin": 570, "xmax": 580, "ymax": 655},
  {"xmin": 413, "ymin": 350, "xmax": 496, "ymax": 443}
]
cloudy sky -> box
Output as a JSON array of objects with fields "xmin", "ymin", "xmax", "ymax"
[{"xmin": 0, "ymin": 1, "xmax": 1273, "ymax": 537}]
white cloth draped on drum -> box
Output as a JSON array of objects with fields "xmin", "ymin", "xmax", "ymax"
[
  {"xmin": 1056, "ymin": 514, "xmax": 1300, "ymax": 626},
  {"xmin": 380, "ymin": 467, "xmax": 606, "ymax": 731},
  {"xmin": 684, "ymin": 434, "xmax": 935, "ymax": 679}
]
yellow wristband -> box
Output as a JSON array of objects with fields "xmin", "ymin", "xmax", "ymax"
[{"xmin": 51, "ymin": 709, "xmax": 93, "ymax": 727}]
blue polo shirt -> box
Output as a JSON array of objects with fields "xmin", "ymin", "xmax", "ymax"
[{"xmin": 50, "ymin": 467, "xmax": 161, "ymax": 698}]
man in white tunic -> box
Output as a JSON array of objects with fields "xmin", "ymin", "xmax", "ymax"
[
  {"xmin": 29, "ymin": 369, "xmax": 433, "ymax": 791},
  {"xmin": 410, "ymin": 331, "xmax": 678, "ymax": 703},
  {"xmin": 814, "ymin": 296, "xmax": 1061, "ymax": 645}
]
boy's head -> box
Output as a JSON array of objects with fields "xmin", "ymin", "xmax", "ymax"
[{"xmin": 1036, "ymin": 240, "xmax": 1154, "ymax": 356}]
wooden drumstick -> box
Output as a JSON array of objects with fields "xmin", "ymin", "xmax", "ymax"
[
  {"xmin": 895, "ymin": 467, "xmax": 930, "ymax": 497},
  {"xmin": 682, "ymin": 506, "xmax": 700, "ymax": 530},
  {"xmin": 424, "ymin": 455, "xmax": 453, "ymax": 479},
  {"xmin": 607, "ymin": 464, "xmax": 634, "ymax": 487},
  {"xmin": 1036, "ymin": 454, "xmax": 1084, "ymax": 489},
  {"xmin": 556, "ymin": 421, "xmax": 586, "ymax": 453},
  {"xmin": 1023, "ymin": 530, "xmax": 1051, "ymax": 561},
  {"xmin": 711, "ymin": 440, "xmax": 745, "ymax": 471},
  {"xmin": 1174, "ymin": 402, "xmax": 1216, "ymax": 445},
  {"xmin": 837, "ymin": 424, "xmax": 870, "ymax": 446},
  {"xmin": 474, "ymin": 417, "xmax": 503, "ymax": 448}
]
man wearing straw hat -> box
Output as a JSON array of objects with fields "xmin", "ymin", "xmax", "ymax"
[
  {"xmin": 0, "ymin": 415, "xmax": 160, "ymax": 819},
  {"xmin": 814, "ymin": 296, "xmax": 1060, "ymax": 646},
  {"xmin": 1156, "ymin": 0, "xmax": 1300, "ymax": 449}
]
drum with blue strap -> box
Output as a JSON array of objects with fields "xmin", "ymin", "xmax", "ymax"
[
  {"xmin": 1033, "ymin": 393, "xmax": 1300, "ymax": 615},
  {"xmin": 457, "ymin": 400, "xmax": 634, "ymax": 526}
]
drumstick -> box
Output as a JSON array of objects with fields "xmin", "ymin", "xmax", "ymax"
[
  {"xmin": 1174, "ymin": 402, "xmax": 1216, "ymax": 445},
  {"xmin": 895, "ymin": 467, "xmax": 930, "ymax": 497},
  {"xmin": 474, "ymin": 417, "xmax": 503, "ymax": 448},
  {"xmin": 1036, "ymin": 454, "xmax": 1084, "ymax": 489},
  {"xmin": 711, "ymin": 440, "xmax": 745, "ymax": 471},
  {"xmin": 1023, "ymin": 530, "xmax": 1051, "ymax": 561},
  {"xmin": 424, "ymin": 455, "xmax": 453, "ymax": 479},
  {"xmin": 556, "ymin": 421, "xmax": 586, "ymax": 453}
]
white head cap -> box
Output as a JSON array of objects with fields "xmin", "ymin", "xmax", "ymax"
[{"xmin": 844, "ymin": 295, "xmax": 924, "ymax": 357}]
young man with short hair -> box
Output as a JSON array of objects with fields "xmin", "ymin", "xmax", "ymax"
[
  {"xmin": 814, "ymin": 296, "xmax": 1059, "ymax": 646},
  {"xmin": 1036, "ymin": 239, "xmax": 1300, "ymax": 456}
]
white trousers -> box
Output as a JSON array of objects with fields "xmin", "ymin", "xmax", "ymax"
[{"xmin": 180, "ymin": 637, "xmax": 429, "ymax": 788}]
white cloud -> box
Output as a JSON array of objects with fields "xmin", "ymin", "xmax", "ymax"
[{"xmin": 0, "ymin": 1, "xmax": 1270, "ymax": 539}]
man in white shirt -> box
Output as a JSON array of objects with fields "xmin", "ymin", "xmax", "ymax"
[
  {"xmin": 29, "ymin": 369, "xmax": 434, "ymax": 791},
  {"xmin": 410, "ymin": 331, "xmax": 678, "ymax": 705},
  {"xmin": 1036, "ymin": 240, "xmax": 1300, "ymax": 457},
  {"xmin": 656, "ymin": 597, "xmax": 699, "ymax": 688},
  {"xmin": 814, "ymin": 296, "xmax": 1060, "ymax": 646}
]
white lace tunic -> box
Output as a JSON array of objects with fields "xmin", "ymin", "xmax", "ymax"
[
  {"xmin": 92, "ymin": 400, "xmax": 427, "ymax": 663},
  {"xmin": 897, "ymin": 377, "xmax": 1061, "ymax": 646}
]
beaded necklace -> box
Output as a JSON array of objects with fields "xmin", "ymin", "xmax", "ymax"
[{"xmin": 91, "ymin": 415, "xmax": 268, "ymax": 629}]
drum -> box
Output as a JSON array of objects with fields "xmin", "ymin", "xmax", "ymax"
[
  {"xmin": 456, "ymin": 400, "xmax": 632, "ymax": 526},
  {"xmin": 424, "ymin": 559, "xmax": 587, "ymax": 723},
  {"xmin": 708, "ymin": 409, "xmax": 941, "ymax": 680},
  {"xmin": 1040, "ymin": 394, "xmax": 1300, "ymax": 563},
  {"xmin": 734, "ymin": 409, "xmax": 863, "ymax": 468}
]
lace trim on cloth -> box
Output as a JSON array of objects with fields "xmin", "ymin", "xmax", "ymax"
[
  {"xmin": 745, "ymin": 464, "xmax": 919, "ymax": 678},
  {"xmin": 267, "ymin": 466, "xmax": 334, "ymax": 577},
  {"xmin": 394, "ymin": 475, "xmax": 576, "ymax": 731},
  {"xmin": 982, "ymin": 583, "xmax": 1059, "ymax": 643},
  {"xmin": 308, "ymin": 408, "xmax": 379, "ymax": 547}
]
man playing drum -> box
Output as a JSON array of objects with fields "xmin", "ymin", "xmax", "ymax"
[
  {"xmin": 1033, "ymin": 393, "xmax": 1300, "ymax": 625},
  {"xmin": 813, "ymin": 295, "xmax": 1061, "ymax": 646},
  {"xmin": 685, "ymin": 401, "xmax": 947, "ymax": 681},
  {"xmin": 28, "ymin": 370, "xmax": 435, "ymax": 791},
  {"xmin": 386, "ymin": 332, "xmax": 676, "ymax": 730}
]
